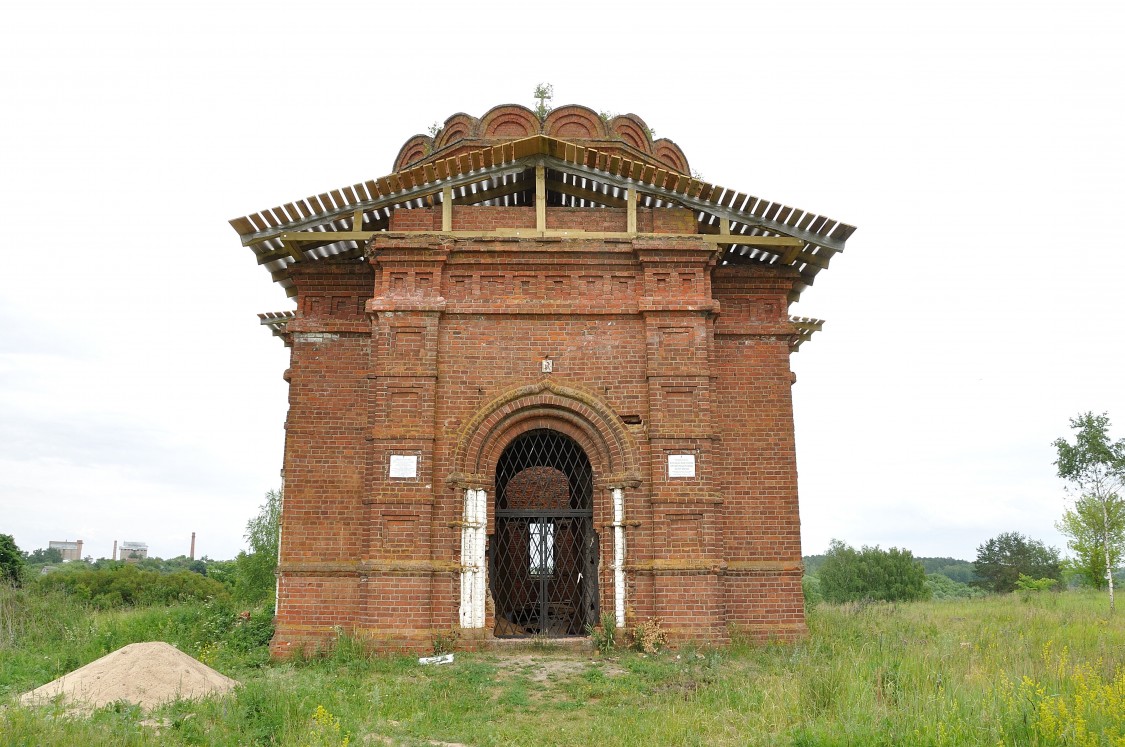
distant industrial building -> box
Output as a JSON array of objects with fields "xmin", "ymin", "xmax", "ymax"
[
  {"xmin": 119, "ymin": 542, "xmax": 148, "ymax": 561},
  {"xmin": 48, "ymin": 540, "xmax": 83, "ymax": 561}
]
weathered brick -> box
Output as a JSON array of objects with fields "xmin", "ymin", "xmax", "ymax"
[{"xmin": 261, "ymin": 115, "xmax": 816, "ymax": 656}]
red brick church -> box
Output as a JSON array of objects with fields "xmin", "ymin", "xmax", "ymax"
[{"xmin": 229, "ymin": 103, "xmax": 854, "ymax": 653}]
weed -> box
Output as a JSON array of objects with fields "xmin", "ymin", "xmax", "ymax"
[
  {"xmin": 431, "ymin": 628, "xmax": 459, "ymax": 655},
  {"xmin": 532, "ymin": 83, "xmax": 554, "ymax": 120},
  {"xmin": 1017, "ymin": 574, "xmax": 1060, "ymax": 604},
  {"xmin": 197, "ymin": 641, "xmax": 220, "ymax": 668},
  {"xmin": 631, "ymin": 617, "xmax": 667, "ymax": 654},
  {"xmin": 304, "ymin": 704, "xmax": 351, "ymax": 747},
  {"xmin": 328, "ymin": 626, "xmax": 367, "ymax": 666},
  {"xmin": 587, "ymin": 612, "xmax": 617, "ymax": 655}
]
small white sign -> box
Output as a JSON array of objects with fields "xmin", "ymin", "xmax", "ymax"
[
  {"xmin": 389, "ymin": 454, "xmax": 418, "ymax": 478},
  {"xmin": 668, "ymin": 453, "xmax": 696, "ymax": 478}
]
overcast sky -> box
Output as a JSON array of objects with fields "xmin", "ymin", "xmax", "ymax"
[{"xmin": 2, "ymin": 1, "xmax": 1122, "ymax": 563}]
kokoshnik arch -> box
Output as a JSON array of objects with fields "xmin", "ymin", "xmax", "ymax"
[{"xmin": 229, "ymin": 104, "xmax": 856, "ymax": 654}]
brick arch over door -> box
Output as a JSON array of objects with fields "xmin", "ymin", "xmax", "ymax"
[{"xmin": 450, "ymin": 381, "xmax": 639, "ymax": 488}]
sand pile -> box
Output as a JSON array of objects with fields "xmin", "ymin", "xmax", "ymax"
[{"xmin": 19, "ymin": 641, "xmax": 240, "ymax": 711}]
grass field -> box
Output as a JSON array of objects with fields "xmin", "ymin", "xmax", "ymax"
[{"xmin": 2, "ymin": 587, "xmax": 1123, "ymax": 746}]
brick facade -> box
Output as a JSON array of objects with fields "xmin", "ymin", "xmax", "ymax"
[
  {"xmin": 233, "ymin": 104, "xmax": 853, "ymax": 655},
  {"xmin": 269, "ymin": 201, "xmax": 804, "ymax": 654}
]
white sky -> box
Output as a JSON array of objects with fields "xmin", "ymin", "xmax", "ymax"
[{"xmin": 2, "ymin": 0, "xmax": 1122, "ymax": 563}]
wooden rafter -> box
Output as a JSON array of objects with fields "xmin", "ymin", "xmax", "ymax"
[
  {"xmin": 232, "ymin": 134, "xmax": 855, "ymax": 303},
  {"xmin": 546, "ymin": 177, "xmax": 627, "ymax": 208},
  {"xmin": 789, "ymin": 316, "xmax": 824, "ymax": 351},
  {"xmin": 232, "ymin": 136, "xmax": 852, "ymax": 251},
  {"xmin": 451, "ymin": 176, "xmax": 532, "ymax": 206}
]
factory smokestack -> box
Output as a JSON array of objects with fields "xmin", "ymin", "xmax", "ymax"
[
  {"xmin": 190, "ymin": 532, "xmax": 196, "ymax": 560},
  {"xmin": 112, "ymin": 540, "xmax": 117, "ymax": 561}
]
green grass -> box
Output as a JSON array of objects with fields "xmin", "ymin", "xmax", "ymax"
[{"xmin": 2, "ymin": 585, "xmax": 1124, "ymax": 745}]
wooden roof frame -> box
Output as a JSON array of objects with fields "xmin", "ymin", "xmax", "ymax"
[{"xmin": 230, "ymin": 134, "xmax": 856, "ymax": 304}]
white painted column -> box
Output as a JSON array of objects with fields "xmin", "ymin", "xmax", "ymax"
[
  {"xmin": 459, "ymin": 488, "xmax": 487, "ymax": 629},
  {"xmin": 459, "ymin": 488, "xmax": 473, "ymax": 628},
  {"xmin": 611, "ymin": 487, "xmax": 626, "ymax": 628},
  {"xmin": 473, "ymin": 489, "xmax": 487, "ymax": 628}
]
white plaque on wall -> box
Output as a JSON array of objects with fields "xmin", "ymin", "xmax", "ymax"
[
  {"xmin": 389, "ymin": 454, "xmax": 418, "ymax": 478},
  {"xmin": 667, "ymin": 453, "xmax": 696, "ymax": 478}
]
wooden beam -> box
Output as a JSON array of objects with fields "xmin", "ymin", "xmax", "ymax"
[
  {"xmin": 280, "ymin": 228, "xmax": 805, "ymax": 256},
  {"xmin": 551, "ymin": 157, "xmax": 849, "ymax": 254},
  {"xmin": 352, "ymin": 209, "xmax": 364, "ymax": 231},
  {"xmin": 442, "ymin": 184, "xmax": 452, "ymax": 231},
  {"xmin": 281, "ymin": 231, "xmax": 377, "ymax": 243},
  {"xmin": 794, "ymin": 248, "xmax": 830, "ymax": 269},
  {"xmin": 546, "ymin": 178, "xmax": 627, "ymax": 208},
  {"xmin": 626, "ymin": 188, "xmax": 637, "ymax": 234},
  {"xmin": 283, "ymin": 239, "xmax": 304, "ymax": 262},
  {"xmin": 705, "ymin": 234, "xmax": 801, "ymax": 248},
  {"xmin": 535, "ymin": 164, "xmax": 546, "ymax": 231},
  {"xmin": 281, "ymin": 229, "xmax": 804, "ymax": 247},
  {"xmin": 238, "ymin": 164, "xmax": 528, "ymax": 247},
  {"xmin": 452, "ymin": 176, "xmax": 531, "ymax": 206}
]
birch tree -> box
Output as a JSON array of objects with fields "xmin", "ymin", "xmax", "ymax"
[{"xmin": 1054, "ymin": 412, "xmax": 1125, "ymax": 613}]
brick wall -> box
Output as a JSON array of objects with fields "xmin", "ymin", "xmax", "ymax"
[{"xmin": 271, "ymin": 203, "xmax": 806, "ymax": 654}]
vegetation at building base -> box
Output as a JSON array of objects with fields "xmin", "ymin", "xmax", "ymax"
[
  {"xmin": 2, "ymin": 584, "xmax": 1124, "ymax": 746},
  {"xmin": 7, "ymin": 476, "xmax": 1122, "ymax": 744}
]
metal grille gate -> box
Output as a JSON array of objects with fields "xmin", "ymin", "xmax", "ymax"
[{"xmin": 491, "ymin": 429, "xmax": 598, "ymax": 637}]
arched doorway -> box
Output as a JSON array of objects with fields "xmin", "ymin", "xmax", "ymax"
[{"xmin": 491, "ymin": 429, "xmax": 598, "ymax": 637}]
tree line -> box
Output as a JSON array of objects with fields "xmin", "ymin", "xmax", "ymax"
[
  {"xmin": 0, "ymin": 490, "xmax": 281, "ymax": 608},
  {"xmin": 804, "ymin": 412, "xmax": 1123, "ymax": 608},
  {"xmin": 5, "ymin": 412, "xmax": 1121, "ymax": 613}
]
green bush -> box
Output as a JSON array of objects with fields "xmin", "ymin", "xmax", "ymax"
[
  {"xmin": 916, "ymin": 556, "xmax": 978, "ymax": 584},
  {"xmin": 0, "ymin": 534, "xmax": 25, "ymax": 586},
  {"xmin": 233, "ymin": 489, "xmax": 281, "ymax": 604},
  {"xmin": 1, "ymin": 581, "xmax": 275, "ymax": 699},
  {"xmin": 23, "ymin": 547, "xmax": 64, "ymax": 566},
  {"xmin": 228, "ymin": 606, "xmax": 276, "ymax": 653},
  {"xmin": 1015, "ymin": 573, "xmax": 1059, "ymax": 603},
  {"xmin": 818, "ymin": 539, "xmax": 930, "ymax": 603},
  {"xmin": 802, "ymin": 574, "xmax": 823, "ymax": 609},
  {"xmin": 587, "ymin": 611, "xmax": 617, "ymax": 654},
  {"xmin": 32, "ymin": 563, "xmax": 229, "ymax": 608},
  {"xmin": 925, "ymin": 572, "xmax": 985, "ymax": 599},
  {"xmin": 973, "ymin": 531, "xmax": 1061, "ymax": 593}
]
